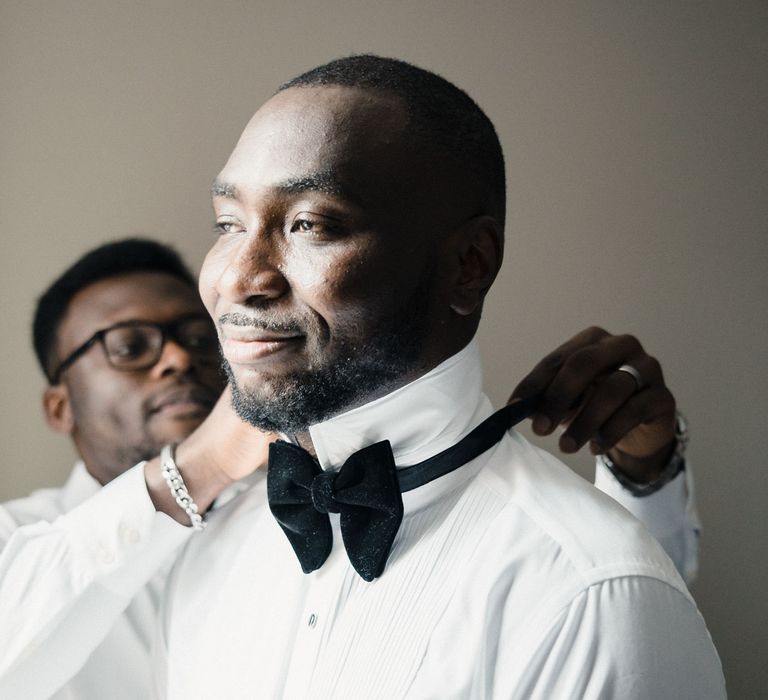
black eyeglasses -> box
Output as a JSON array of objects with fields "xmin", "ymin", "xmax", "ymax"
[{"xmin": 50, "ymin": 315, "xmax": 219, "ymax": 384}]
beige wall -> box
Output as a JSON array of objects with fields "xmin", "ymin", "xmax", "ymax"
[{"xmin": 1, "ymin": 1, "xmax": 765, "ymax": 695}]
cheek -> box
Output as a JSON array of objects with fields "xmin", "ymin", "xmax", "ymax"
[
  {"xmin": 199, "ymin": 244, "xmax": 225, "ymax": 317},
  {"xmin": 69, "ymin": 376, "xmax": 143, "ymax": 434},
  {"xmin": 285, "ymin": 244, "xmax": 378, "ymax": 320}
]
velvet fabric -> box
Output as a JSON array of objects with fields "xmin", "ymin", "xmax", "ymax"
[{"xmin": 268, "ymin": 440, "xmax": 403, "ymax": 581}]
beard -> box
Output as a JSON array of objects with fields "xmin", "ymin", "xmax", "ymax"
[{"xmin": 222, "ymin": 273, "xmax": 436, "ymax": 435}]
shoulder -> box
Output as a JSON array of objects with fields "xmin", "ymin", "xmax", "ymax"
[
  {"xmin": 0, "ymin": 485, "xmax": 67, "ymax": 538},
  {"xmin": 471, "ymin": 429, "xmax": 688, "ymax": 595},
  {"xmin": 0, "ymin": 464, "xmax": 94, "ymax": 541},
  {"xmin": 494, "ymin": 573, "xmax": 725, "ymax": 698}
]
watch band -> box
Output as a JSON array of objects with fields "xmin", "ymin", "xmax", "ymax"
[{"xmin": 598, "ymin": 412, "xmax": 688, "ymax": 498}]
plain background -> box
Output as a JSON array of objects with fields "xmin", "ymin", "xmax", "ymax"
[{"xmin": 1, "ymin": 1, "xmax": 765, "ymax": 695}]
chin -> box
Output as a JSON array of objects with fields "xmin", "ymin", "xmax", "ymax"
[{"xmin": 153, "ymin": 413, "xmax": 208, "ymax": 444}]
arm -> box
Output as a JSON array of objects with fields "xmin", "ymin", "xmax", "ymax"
[
  {"xmin": 0, "ymin": 386, "xmax": 273, "ymax": 699},
  {"xmin": 510, "ymin": 326, "xmax": 699, "ymax": 581},
  {"xmin": 0, "ymin": 464, "xmax": 191, "ymax": 699},
  {"xmin": 494, "ymin": 576, "xmax": 725, "ymax": 699}
]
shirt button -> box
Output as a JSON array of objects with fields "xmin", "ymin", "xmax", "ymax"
[
  {"xmin": 308, "ymin": 613, "xmax": 318, "ymax": 629},
  {"xmin": 119, "ymin": 523, "xmax": 141, "ymax": 545},
  {"xmin": 100, "ymin": 548, "xmax": 115, "ymax": 565}
]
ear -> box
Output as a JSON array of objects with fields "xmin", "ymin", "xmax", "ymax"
[
  {"xmin": 43, "ymin": 384, "xmax": 75, "ymax": 434},
  {"xmin": 448, "ymin": 215, "xmax": 504, "ymax": 316}
]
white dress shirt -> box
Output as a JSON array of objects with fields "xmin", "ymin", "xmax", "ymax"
[
  {"xmin": 0, "ymin": 345, "xmax": 701, "ymax": 700},
  {"xmin": 157, "ymin": 340, "xmax": 724, "ymax": 699},
  {"xmin": 0, "ymin": 462, "xmax": 191, "ymax": 700}
]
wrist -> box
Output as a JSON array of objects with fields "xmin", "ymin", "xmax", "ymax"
[
  {"xmin": 600, "ymin": 412, "xmax": 689, "ymax": 497},
  {"xmin": 172, "ymin": 436, "xmax": 235, "ymax": 513},
  {"xmin": 607, "ymin": 438, "xmax": 676, "ymax": 484},
  {"xmin": 144, "ymin": 439, "xmax": 234, "ymax": 525}
]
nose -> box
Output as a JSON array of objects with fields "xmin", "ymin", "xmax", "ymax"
[
  {"xmin": 150, "ymin": 338, "xmax": 197, "ymax": 379},
  {"xmin": 213, "ymin": 229, "xmax": 289, "ymax": 306}
]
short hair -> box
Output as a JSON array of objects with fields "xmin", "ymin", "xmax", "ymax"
[
  {"xmin": 279, "ymin": 54, "xmax": 506, "ymax": 226},
  {"xmin": 33, "ymin": 238, "xmax": 196, "ymax": 382}
]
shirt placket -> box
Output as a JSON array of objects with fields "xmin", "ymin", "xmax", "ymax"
[{"xmin": 281, "ymin": 516, "xmax": 348, "ymax": 698}]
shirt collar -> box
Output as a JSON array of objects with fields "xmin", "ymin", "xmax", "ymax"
[{"xmin": 308, "ymin": 338, "xmax": 492, "ymax": 472}]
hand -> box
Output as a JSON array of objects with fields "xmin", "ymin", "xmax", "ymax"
[
  {"xmin": 510, "ymin": 327, "xmax": 677, "ymax": 483},
  {"xmin": 145, "ymin": 384, "xmax": 277, "ymax": 522},
  {"xmin": 176, "ymin": 383, "xmax": 277, "ymax": 484}
]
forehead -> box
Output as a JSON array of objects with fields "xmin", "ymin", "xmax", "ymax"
[
  {"xmin": 216, "ymin": 86, "xmax": 409, "ymax": 199},
  {"xmin": 57, "ymin": 272, "xmax": 205, "ymax": 351}
]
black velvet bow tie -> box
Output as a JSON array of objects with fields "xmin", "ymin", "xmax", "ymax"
[{"xmin": 267, "ymin": 397, "xmax": 533, "ymax": 582}]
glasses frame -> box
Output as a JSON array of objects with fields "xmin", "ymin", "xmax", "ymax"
[{"xmin": 49, "ymin": 314, "xmax": 218, "ymax": 384}]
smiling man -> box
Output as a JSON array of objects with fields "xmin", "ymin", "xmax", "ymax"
[
  {"xmin": 1, "ymin": 231, "xmax": 701, "ymax": 700},
  {"xmin": 141, "ymin": 56, "xmax": 723, "ymax": 697}
]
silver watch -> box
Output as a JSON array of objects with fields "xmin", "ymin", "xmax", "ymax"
[{"xmin": 598, "ymin": 412, "xmax": 688, "ymax": 497}]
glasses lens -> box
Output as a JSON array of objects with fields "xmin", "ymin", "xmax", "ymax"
[
  {"xmin": 103, "ymin": 325, "xmax": 163, "ymax": 369},
  {"xmin": 176, "ymin": 318, "xmax": 219, "ymax": 356}
]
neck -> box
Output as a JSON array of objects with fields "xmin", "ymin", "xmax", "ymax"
[
  {"xmin": 289, "ymin": 346, "xmax": 464, "ymax": 458},
  {"xmin": 294, "ymin": 431, "xmax": 316, "ymax": 457},
  {"xmin": 304, "ymin": 339, "xmax": 488, "ymax": 471}
]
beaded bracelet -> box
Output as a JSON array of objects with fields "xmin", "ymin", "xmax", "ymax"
[{"xmin": 160, "ymin": 443, "xmax": 206, "ymax": 531}]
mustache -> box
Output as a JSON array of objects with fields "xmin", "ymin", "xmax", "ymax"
[
  {"xmin": 144, "ymin": 377, "xmax": 220, "ymax": 414},
  {"xmin": 218, "ymin": 312, "xmax": 305, "ymax": 334}
]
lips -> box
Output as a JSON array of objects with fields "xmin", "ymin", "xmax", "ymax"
[
  {"xmin": 147, "ymin": 384, "xmax": 218, "ymax": 417},
  {"xmin": 220, "ymin": 324, "xmax": 304, "ymax": 365}
]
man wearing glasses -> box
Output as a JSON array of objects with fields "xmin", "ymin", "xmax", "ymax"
[
  {"xmin": 0, "ymin": 236, "xmax": 698, "ymax": 698},
  {"xmin": 0, "ymin": 238, "xmax": 235, "ymax": 698}
]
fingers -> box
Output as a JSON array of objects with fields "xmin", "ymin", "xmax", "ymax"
[
  {"xmin": 508, "ymin": 325, "xmax": 677, "ymax": 461},
  {"xmin": 555, "ymin": 353, "xmax": 663, "ymax": 452},
  {"xmin": 562, "ymin": 382, "xmax": 674, "ymax": 455},
  {"xmin": 532, "ymin": 333, "xmax": 646, "ymax": 435},
  {"xmin": 587, "ymin": 388, "xmax": 676, "ymax": 458},
  {"xmin": 509, "ymin": 326, "xmax": 610, "ymax": 403}
]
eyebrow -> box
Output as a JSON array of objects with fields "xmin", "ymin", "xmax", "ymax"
[
  {"xmin": 276, "ymin": 171, "xmax": 343, "ymax": 196},
  {"xmin": 210, "ymin": 170, "xmax": 344, "ymax": 200},
  {"xmin": 211, "ymin": 179, "xmax": 239, "ymax": 199}
]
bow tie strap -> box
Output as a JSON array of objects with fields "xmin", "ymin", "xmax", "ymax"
[
  {"xmin": 396, "ymin": 397, "xmax": 534, "ymax": 492},
  {"xmin": 268, "ymin": 440, "xmax": 403, "ymax": 581}
]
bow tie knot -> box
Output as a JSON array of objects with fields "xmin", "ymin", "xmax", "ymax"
[
  {"xmin": 268, "ymin": 439, "xmax": 404, "ymax": 582},
  {"xmin": 310, "ymin": 471, "xmax": 341, "ymax": 514}
]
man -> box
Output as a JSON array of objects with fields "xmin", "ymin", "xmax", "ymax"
[
  {"xmin": 135, "ymin": 56, "xmax": 722, "ymax": 697},
  {"xmin": 0, "ymin": 78, "xmax": 704, "ymax": 698},
  {"xmin": 0, "ymin": 234, "xmax": 697, "ymax": 699},
  {"xmin": 0, "ymin": 239, "xmax": 231, "ymax": 698}
]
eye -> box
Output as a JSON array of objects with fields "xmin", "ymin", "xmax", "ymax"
[
  {"xmin": 289, "ymin": 212, "xmax": 343, "ymax": 239},
  {"xmin": 213, "ymin": 219, "xmax": 245, "ymax": 235},
  {"xmin": 179, "ymin": 320, "xmax": 219, "ymax": 353},
  {"xmin": 106, "ymin": 329, "xmax": 154, "ymax": 360}
]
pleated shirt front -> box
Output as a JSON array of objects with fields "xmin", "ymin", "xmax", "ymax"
[{"xmin": 156, "ymin": 340, "xmax": 724, "ymax": 699}]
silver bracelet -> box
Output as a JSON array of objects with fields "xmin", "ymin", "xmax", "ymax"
[{"xmin": 160, "ymin": 443, "xmax": 206, "ymax": 531}]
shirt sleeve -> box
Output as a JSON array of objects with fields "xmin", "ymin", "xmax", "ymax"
[
  {"xmin": 495, "ymin": 575, "xmax": 725, "ymax": 700},
  {"xmin": 594, "ymin": 460, "xmax": 701, "ymax": 583},
  {"xmin": 0, "ymin": 463, "xmax": 192, "ymax": 700}
]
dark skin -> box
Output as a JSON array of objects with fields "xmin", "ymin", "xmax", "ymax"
[
  {"xmin": 146, "ymin": 86, "xmax": 677, "ymax": 521},
  {"xmin": 510, "ymin": 326, "xmax": 676, "ymax": 482},
  {"xmin": 44, "ymin": 272, "xmax": 224, "ymax": 485},
  {"xmin": 200, "ymin": 86, "xmax": 497, "ymax": 449}
]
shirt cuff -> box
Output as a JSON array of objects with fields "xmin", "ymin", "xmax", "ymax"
[{"xmin": 56, "ymin": 462, "xmax": 193, "ymax": 597}]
